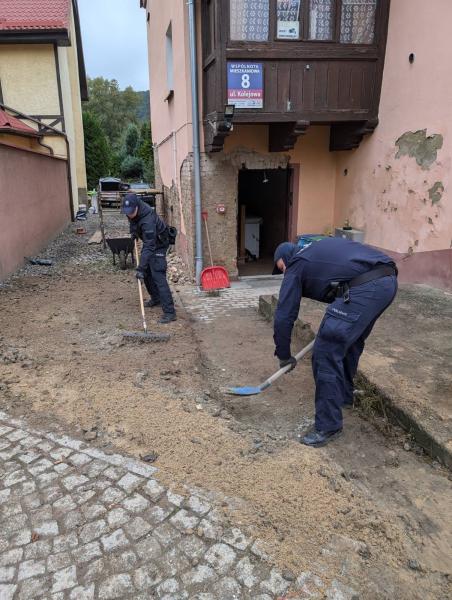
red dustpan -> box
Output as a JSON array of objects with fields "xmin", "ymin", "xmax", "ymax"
[{"xmin": 200, "ymin": 211, "xmax": 230, "ymax": 291}]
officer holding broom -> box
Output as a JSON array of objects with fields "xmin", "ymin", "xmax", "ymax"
[{"xmin": 122, "ymin": 193, "xmax": 176, "ymax": 324}]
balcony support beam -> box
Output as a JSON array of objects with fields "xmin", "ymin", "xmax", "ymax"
[
  {"xmin": 330, "ymin": 119, "xmax": 379, "ymax": 151},
  {"xmin": 269, "ymin": 120, "xmax": 310, "ymax": 152}
]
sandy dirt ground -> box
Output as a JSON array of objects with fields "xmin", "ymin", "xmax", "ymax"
[{"xmin": 0, "ymin": 217, "xmax": 451, "ymax": 599}]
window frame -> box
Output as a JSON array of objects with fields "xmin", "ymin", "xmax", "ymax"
[
  {"xmin": 165, "ymin": 22, "xmax": 174, "ymax": 100},
  {"xmin": 226, "ymin": 0, "xmax": 380, "ymax": 46},
  {"xmin": 202, "ymin": 0, "xmax": 217, "ymax": 63}
]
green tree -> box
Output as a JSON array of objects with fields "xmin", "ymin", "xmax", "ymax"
[
  {"xmin": 137, "ymin": 121, "xmax": 154, "ymax": 184},
  {"xmin": 120, "ymin": 155, "xmax": 144, "ymax": 180},
  {"xmin": 82, "ymin": 111, "xmax": 111, "ymax": 188},
  {"xmin": 124, "ymin": 123, "xmax": 139, "ymax": 156},
  {"xmin": 83, "ymin": 77, "xmax": 141, "ymax": 146}
]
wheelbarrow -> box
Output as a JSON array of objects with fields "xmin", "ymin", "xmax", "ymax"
[{"xmin": 106, "ymin": 237, "xmax": 135, "ymax": 270}]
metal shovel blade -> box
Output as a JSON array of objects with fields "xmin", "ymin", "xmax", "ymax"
[
  {"xmin": 226, "ymin": 339, "xmax": 316, "ymax": 398},
  {"xmin": 227, "ymin": 385, "xmax": 263, "ymax": 397}
]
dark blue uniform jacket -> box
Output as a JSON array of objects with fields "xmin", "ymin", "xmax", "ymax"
[
  {"xmin": 129, "ymin": 200, "xmax": 168, "ymax": 270},
  {"xmin": 274, "ymin": 237, "xmax": 395, "ymax": 359}
]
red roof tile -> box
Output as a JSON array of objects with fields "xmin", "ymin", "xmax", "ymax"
[
  {"xmin": 0, "ymin": 109, "xmax": 40, "ymax": 136},
  {"xmin": 0, "ymin": 0, "xmax": 71, "ymax": 32}
]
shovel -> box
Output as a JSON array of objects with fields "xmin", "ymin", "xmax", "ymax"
[
  {"xmin": 123, "ymin": 240, "xmax": 170, "ymax": 343},
  {"xmin": 200, "ymin": 211, "xmax": 230, "ymax": 291},
  {"xmin": 227, "ymin": 339, "xmax": 315, "ymax": 396}
]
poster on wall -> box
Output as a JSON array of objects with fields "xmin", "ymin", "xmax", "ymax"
[
  {"xmin": 227, "ymin": 62, "xmax": 264, "ymax": 109},
  {"xmin": 277, "ymin": 0, "xmax": 301, "ymax": 39}
]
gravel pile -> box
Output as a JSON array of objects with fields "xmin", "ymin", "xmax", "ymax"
[{"xmin": 167, "ymin": 252, "xmax": 193, "ymax": 284}]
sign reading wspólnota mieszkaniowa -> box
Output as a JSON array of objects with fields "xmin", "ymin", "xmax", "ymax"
[{"xmin": 227, "ymin": 62, "xmax": 264, "ymax": 109}]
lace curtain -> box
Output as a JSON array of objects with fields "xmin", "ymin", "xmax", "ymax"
[
  {"xmin": 277, "ymin": 0, "xmax": 302, "ymax": 23},
  {"xmin": 230, "ymin": 0, "xmax": 270, "ymax": 41},
  {"xmin": 340, "ymin": 0, "xmax": 377, "ymax": 44},
  {"xmin": 309, "ymin": 0, "xmax": 334, "ymax": 40}
]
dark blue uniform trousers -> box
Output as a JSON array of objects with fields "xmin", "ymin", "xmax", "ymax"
[
  {"xmin": 143, "ymin": 254, "xmax": 175, "ymax": 315},
  {"xmin": 312, "ymin": 276, "xmax": 397, "ymax": 432}
]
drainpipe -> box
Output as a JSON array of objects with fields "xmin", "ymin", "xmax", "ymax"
[{"xmin": 187, "ymin": 0, "xmax": 203, "ymax": 283}]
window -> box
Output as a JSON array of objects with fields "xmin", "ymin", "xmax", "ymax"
[
  {"xmin": 165, "ymin": 23, "xmax": 174, "ymax": 92},
  {"xmin": 228, "ymin": 0, "xmax": 378, "ymax": 44},
  {"xmin": 340, "ymin": 0, "xmax": 377, "ymax": 44},
  {"xmin": 230, "ymin": 0, "xmax": 270, "ymax": 41},
  {"xmin": 309, "ymin": 0, "xmax": 334, "ymax": 40},
  {"xmin": 277, "ymin": 0, "xmax": 302, "ymax": 40}
]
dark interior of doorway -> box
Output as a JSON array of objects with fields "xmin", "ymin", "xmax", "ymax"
[{"xmin": 237, "ymin": 168, "xmax": 290, "ymax": 276}]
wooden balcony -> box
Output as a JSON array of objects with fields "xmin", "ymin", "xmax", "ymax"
[{"xmin": 201, "ymin": 0, "xmax": 390, "ymax": 152}]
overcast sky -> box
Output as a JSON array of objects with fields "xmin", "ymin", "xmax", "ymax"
[{"xmin": 78, "ymin": 0, "xmax": 149, "ymax": 91}]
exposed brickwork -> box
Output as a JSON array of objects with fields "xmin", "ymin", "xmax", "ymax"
[{"xmin": 154, "ymin": 144, "xmax": 289, "ymax": 278}]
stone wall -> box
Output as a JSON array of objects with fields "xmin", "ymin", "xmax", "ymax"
[
  {"xmin": 185, "ymin": 149, "xmax": 289, "ymax": 278},
  {"xmin": 155, "ymin": 140, "xmax": 290, "ymax": 278}
]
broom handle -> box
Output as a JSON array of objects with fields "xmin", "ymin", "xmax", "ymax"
[
  {"xmin": 203, "ymin": 216, "xmax": 214, "ymax": 267},
  {"xmin": 134, "ymin": 240, "xmax": 148, "ymax": 334}
]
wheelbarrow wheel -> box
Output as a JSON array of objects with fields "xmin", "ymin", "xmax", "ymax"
[{"xmin": 119, "ymin": 250, "xmax": 127, "ymax": 270}]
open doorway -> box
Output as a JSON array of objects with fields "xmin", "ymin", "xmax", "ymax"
[{"xmin": 237, "ymin": 167, "xmax": 293, "ymax": 276}]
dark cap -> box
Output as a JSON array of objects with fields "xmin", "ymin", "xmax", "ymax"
[
  {"xmin": 272, "ymin": 242, "xmax": 297, "ymax": 275},
  {"xmin": 121, "ymin": 193, "xmax": 139, "ymax": 215}
]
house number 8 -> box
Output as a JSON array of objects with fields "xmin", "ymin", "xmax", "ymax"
[{"xmin": 241, "ymin": 74, "xmax": 251, "ymax": 88}]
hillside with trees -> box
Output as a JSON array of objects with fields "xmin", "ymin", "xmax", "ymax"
[{"xmin": 82, "ymin": 77, "xmax": 153, "ymax": 189}]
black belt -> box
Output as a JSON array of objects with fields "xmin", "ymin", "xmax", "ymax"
[{"xmin": 330, "ymin": 264, "xmax": 397, "ymax": 304}]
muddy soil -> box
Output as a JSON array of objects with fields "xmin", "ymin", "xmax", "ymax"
[{"xmin": 0, "ymin": 218, "xmax": 451, "ymax": 599}]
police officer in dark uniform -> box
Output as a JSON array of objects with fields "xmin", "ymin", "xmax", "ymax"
[
  {"xmin": 122, "ymin": 193, "xmax": 176, "ymax": 324},
  {"xmin": 273, "ymin": 237, "xmax": 398, "ymax": 447}
]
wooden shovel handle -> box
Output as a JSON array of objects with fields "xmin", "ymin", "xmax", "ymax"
[
  {"xmin": 202, "ymin": 212, "xmax": 214, "ymax": 267},
  {"xmin": 134, "ymin": 240, "xmax": 148, "ymax": 334}
]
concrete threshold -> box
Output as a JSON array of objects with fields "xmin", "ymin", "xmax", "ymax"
[
  {"xmin": 259, "ymin": 288, "xmax": 452, "ymax": 469},
  {"xmin": 239, "ymin": 274, "xmax": 284, "ymax": 281}
]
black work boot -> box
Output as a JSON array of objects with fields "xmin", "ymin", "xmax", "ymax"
[
  {"xmin": 145, "ymin": 299, "xmax": 161, "ymax": 308},
  {"xmin": 159, "ymin": 313, "xmax": 177, "ymax": 324},
  {"xmin": 300, "ymin": 428, "xmax": 343, "ymax": 448}
]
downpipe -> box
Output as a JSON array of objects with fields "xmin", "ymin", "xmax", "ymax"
[{"xmin": 187, "ymin": 0, "xmax": 203, "ymax": 284}]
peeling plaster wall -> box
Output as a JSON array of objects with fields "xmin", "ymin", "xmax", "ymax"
[{"xmin": 334, "ymin": 0, "xmax": 452, "ymax": 256}]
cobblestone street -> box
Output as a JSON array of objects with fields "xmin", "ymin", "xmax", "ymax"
[{"xmin": 0, "ymin": 410, "xmax": 336, "ymax": 600}]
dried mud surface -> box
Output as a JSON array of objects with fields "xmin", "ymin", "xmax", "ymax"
[{"xmin": 0, "ymin": 218, "xmax": 451, "ymax": 599}]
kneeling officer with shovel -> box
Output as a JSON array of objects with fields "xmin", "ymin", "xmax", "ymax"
[
  {"xmin": 122, "ymin": 193, "xmax": 176, "ymax": 324},
  {"xmin": 273, "ymin": 238, "xmax": 398, "ymax": 447}
]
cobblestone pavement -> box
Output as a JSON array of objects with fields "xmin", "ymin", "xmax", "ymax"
[
  {"xmin": 0, "ymin": 410, "xmax": 348, "ymax": 600},
  {"xmin": 179, "ymin": 280, "xmax": 282, "ymax": 323}
]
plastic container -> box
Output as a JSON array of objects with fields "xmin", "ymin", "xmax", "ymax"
[{"xmin": 296, "ymin": 234, "xmax": 328, "ymax": 248}]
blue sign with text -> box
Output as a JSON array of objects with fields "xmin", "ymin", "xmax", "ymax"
[{"xmin": 227, "ymin": 62, "xmax": 264, "ymax": 109}]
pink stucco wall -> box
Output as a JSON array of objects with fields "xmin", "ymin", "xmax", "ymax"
[
  {"xmin": 334, "ymin": 0, "xmax": 452, "ymax": 258},
  {"xmin": 147, "ymin": 0, "xmax": 205, "ymax": 236},
  {"xmin": 0, "ymin": 144, "xmax": 71, "ymax": 279},
  {"xmin": 147, "ymin": 0, "xmax": 203, "ymax": 183}
]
